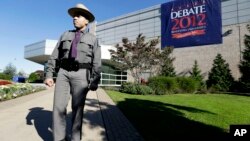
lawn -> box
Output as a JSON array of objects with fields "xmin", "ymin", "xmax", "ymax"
[{"xmin": 106, "ymin": 90, "xmax": 250, "ymax": 141}]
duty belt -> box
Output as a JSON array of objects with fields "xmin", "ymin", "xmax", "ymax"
[{"xmin": 59, "ymin": 59, "xmax": 91, "ymax": 71}]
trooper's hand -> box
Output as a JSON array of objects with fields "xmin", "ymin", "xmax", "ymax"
[
  {"xmin": 88, "ymin": 83, "xmax": 98, "ymax": 91},
  {"xmin": 44, "ymin": 78, "xmax": 54, "ymax": 87}
]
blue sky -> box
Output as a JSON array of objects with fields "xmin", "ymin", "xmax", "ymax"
[{"xmin": 0, "ymin": 0, "xmax": 170, "ymax": 75}]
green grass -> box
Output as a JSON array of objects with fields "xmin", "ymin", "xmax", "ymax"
[{"xmin": 106, "ymin": 90, "xmax": 250, "ymax": 141}]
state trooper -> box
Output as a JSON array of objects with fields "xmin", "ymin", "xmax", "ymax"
[{"xmin": 44, "ymin": 3, "xmax": 101, "ymax": 141}]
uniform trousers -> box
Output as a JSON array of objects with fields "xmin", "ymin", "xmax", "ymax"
[{"xmin": 53, "ymin": 68, "xmax": 89, "ymax": 141}]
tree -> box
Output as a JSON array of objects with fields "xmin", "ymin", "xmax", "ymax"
[
  {"xmin": 3, "ymin": 63, "xmax": 17, "ymax": 79},
  {"xmin": 190, "ymin": 60, "xmax": 205, "ymax": 91},
  {"xmin": 190, "ymin": 60, "xmax": 203, "ymax": 82},
  {"xmin": 158, "ymin": 46, "xmax": 176, "ymax": 77},
  {"xmin": 18, "ymin": 70, "xmax": 26, "ymax": 77},
  {"xmin": 109, "ymin": 34, "xmax": 160, "ymax": 83},
  {"xmin": 28, "ymin": 72, "xmax": 40, "ymax": 83},
  {"xmin": 238, "ymin": 24, "xmax": 250, "ymax": 92},
  {"xmin": 206, "ymin": 53, "xmax": 234, "ymax": 92}
]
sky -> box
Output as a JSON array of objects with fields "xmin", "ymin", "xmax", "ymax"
[{"xmin": 0, "ymin": 0, "xmax": 170, "ymax": 75}]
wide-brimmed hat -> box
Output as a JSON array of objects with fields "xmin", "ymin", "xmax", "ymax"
[{"xmin": 68, "ymin": 3, "xmax": 95, "ymax": 22}]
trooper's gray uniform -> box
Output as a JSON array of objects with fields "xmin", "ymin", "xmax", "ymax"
[{"xmin": 46, "ymin": 29, "xmax": 101, "ymax": 141}]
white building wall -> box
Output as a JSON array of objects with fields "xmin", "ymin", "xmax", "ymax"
[
  {"xmin": 24, "ymin": 39, "xmax": 114, "ymax": 63},
  {"xmin": 24, "ymin": 40, "xmax": 46, "ymax": 58},
  {"xmin": 44, "ymin": 40, "xmax": 58, "ymax": 55},
  {"xmin": 173, "ymin": 23, "xmax": 248, "ymax": 80},
  {"xmin": 97, "ymin": 5, "xmax": 161, "ymax": 45}
]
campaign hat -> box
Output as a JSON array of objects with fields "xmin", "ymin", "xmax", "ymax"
[{"xmin": 68, "ymin": 3, "xmax": 95, "ymax": 22}]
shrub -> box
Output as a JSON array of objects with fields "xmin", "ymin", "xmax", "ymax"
[
  {"xmin": 148, "ymin": 76, "xmax": 178, "ymax": 95},
  {"xmin": 120, "ymin": 82, "xmax": 137, "ymax": 94},
  {"xmin": 28, "ymin": 72, "xmax": 40, "ymax": 83},
  {"xmin": 196, "ymin": 83, "xmax": 209, "ymax": 94},
  {"xmin": 120, "ymin": 82, "xmax": 153, "ymax": 95},
  {"xmin": 0, "ymin": 73, "xmax": 12, "ymax": 80},
  {"xmin": 136, "ymin": 84, "xmax": 153, "ymax": 95},
  {"xmin": 176, "ymin": 77, "xmax": 199, "ymax": 93}
]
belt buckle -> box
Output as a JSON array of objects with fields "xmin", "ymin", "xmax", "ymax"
[
  {"xmin": 75, "ymin": 62, "xmax": 79, "ymax": 70},
  {"xmin": 72, "ymin": 61, "xmax": 79, "ymax": 71}
]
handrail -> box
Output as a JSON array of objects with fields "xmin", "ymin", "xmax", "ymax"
[{"xmin": 99, "ymin": 72, "xmax": 127, "ymax": 86}]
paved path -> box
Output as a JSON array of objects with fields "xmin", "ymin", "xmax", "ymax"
[
  {"xmin": 0, "ymin": 87, "xmax": 55, "ymax": 141},
  {"xmin": 0, "ymin": 86, "xmax": 143, "ymax": 141}
]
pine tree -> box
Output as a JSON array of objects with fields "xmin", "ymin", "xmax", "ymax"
[
  {"xmin": 207, "ymin": 53, "xmax": 234, "ymax": 92},
  {"xmin": 238, "ymin": 24, "xmax": 250, "ymax": 92},
  {"xmin": 159, "ymin": 47, "xmax": 176, "ymax": 77},
  {"xmin": 190, "ymin": 60, "xmax": 203, "ymax": 83}
]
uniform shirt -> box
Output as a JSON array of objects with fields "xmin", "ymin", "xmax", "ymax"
[{"xmin": 45, "ymin": 29, "xmax": 101, "ymax": 84}]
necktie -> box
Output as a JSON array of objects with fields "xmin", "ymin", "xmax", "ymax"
[{"xmin": 71, "ymin": 31, "xmax": 81, "ymax": 58}]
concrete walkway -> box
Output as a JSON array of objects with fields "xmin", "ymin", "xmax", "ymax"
[{"xmin": 0, "ymin": 86, "xmax": 144, "ymax": 141}]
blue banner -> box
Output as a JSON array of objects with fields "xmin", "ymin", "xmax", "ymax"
[{"xmin": 161, "ymin": 0, "xmax": 222, "ymax": 48}]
